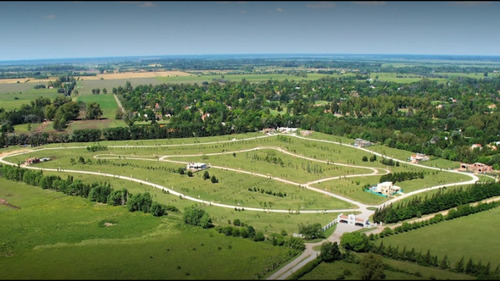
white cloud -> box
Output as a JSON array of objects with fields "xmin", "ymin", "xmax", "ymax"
[
  {"xmin": 352, "ymin": 1, "xmax": 386, "ymax": 6},
  {"xmin": 276, "ymin": 7, "xmax": 284, "ymax": 13},
  {"xmin": 45, "ymin": 14, "xmax": 56, "ymax": 20},
  {"xmin": 448, "ymin": 1, "xmax": 492, "ymax": 7},
  {"xmin": 306, "ymin": 2, "xmax": 336, "ymax": 9}
]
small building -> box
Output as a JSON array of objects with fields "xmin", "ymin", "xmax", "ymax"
[
  {"xmin": 459, "ymin": 162, "xmax": 493, "ymax": 174},
  {"xmin": 39, "ymin": 157, "xmax": 51, "ymax": 162},
  {"xmin": 471, "ymin": 144, "xmax": 483, "ymax": 150},
  {"xmin": 277, "ymin": 127, "xmax": 298, "ymax": 133},
  {"xmin": 300, "ymin": 130, "xmax": 312, "ymax": 136},
  {"xmin": 371, "ymin": 181, "xmax": 401, "ymax": 196},
  {"xmin": 25, "ymin": 158, "xmax": 40, "ymax": 165},
  {"xmin": 337, "ymin": 213, "xmax": 370, "ymax": 227},
  {"xmin": 262, "ymin": 128, "xmax": 276, "ymax": 134},
  {"xmin": 353, "ymin": 138, "xmax": 373, "ymax": 148},
  {"xmin": 409, "ymin": 153, "xmax": 429, "ymax": 163},
  {"xmin": 186, "ymin": 162, "xmax": 208, "ymax": 171}
]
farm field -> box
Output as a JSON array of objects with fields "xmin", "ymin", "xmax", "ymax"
[
  {"xmin": 0, "ymin": 87, "xmax": 63, "ymax": 110},
  {"xmin": 0, "ymin": 178, "xmax": 296, "ymax": 280},
  {"xmin": 374, "ymin": 207, "xmax": 500, "ymax": 268},
  {"xmin": 368, "ymin": 72, "xmax": 446, "ymax": 83}
]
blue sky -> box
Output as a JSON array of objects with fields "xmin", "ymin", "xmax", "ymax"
[{"xmin": 0, "ymin": 1, "xmax": 499, "ymax": 61}]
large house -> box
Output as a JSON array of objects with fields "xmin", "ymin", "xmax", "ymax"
[
  {"xmin": 186, "ymin": 162, "xmax": 208, "ymax": 171},
  {"xmin": 459, "ymin": 162, "xmax": 492, "ymax": 174},
  {"xmin": 353, "ymin": 138, "xmax": 373, "ymax": 148},
  {"xmin": 409, "ymin": 153, "xmax": 430, "ymax": 163},
  {"xmin": 371, "ymin": 181, "xmax": 401, "ymax": 196}
]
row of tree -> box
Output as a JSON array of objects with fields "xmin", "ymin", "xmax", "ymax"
[
  {"xmin": 379, "ymin": 171, "xmax": 425, "ymax": 184},
  {"xmin": 0, "ymin": 164, "xmax": 176, "ymax": 217},
  {"xmin": 373, "ymin": 182, "xmax": 500, "ymax": 223}
]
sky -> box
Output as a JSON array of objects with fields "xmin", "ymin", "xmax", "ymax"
[{"xmin": 0, "ymin": 1, "xmax": 499, "ymax": 61}]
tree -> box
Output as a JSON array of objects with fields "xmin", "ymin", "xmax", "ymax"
[
  {"xmin": 360, "ymin": 253, "xmax": 385, "ymax": 280},
  {"xmin": 203, "ymin": 170, "xmax": 210, "ymax": 180},
  {"xmin": 320, "ymin": 241, "xmax": 342, "ymax": 262},
  {"xmin": 187, "ymin": 170, "xmax": 193, "ymax": 177},
  {"xmin": 340, "ymin": 232, "xmax": 369, "ymax": 252},
  {"xmin": 183, "ymin": 205, "xmax": 211, "ymax": 228},
  {"xmin": 211, "ymin": 175, "xmax": 218, "ymax": 183},
  {"xmin": 86, "ymin": 102, "xmax": 103, "ymax": 120},
  {"xmin": 298, "ymin": 223, "xmax": 324, "ymax": 240},
  {"xmin": 199, "ymin": 213, "xmax": 213, "ymax": 228},
  {"xmin": 150, "ymin": 202, "xmax": 167, "ymax": 217}
]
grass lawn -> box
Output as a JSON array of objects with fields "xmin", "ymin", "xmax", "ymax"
[
  {"xmin": 375, "ymin": 207, "xmax": 500, "ymax": 267},
  {"xmin": 0, "ymin": 178, "xmax": 298, "ymax": 280}
]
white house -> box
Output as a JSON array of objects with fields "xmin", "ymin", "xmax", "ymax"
[
  {"xmin": 277, "ymin": 127, "xmax": 298, "ymax": 133},
  {"xmin": 337, "ymin": 213, "xmax": 370, "ymax": 227},
  {"xmin": 186, "ymin": 162, "xmax": 208, "ymax": 171},
  {"xmin": 372, "ymin": 181, "xmax": 401, "ymax": 196}
]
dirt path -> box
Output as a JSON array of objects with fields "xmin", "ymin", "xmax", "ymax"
[
  {"xmin": 0, "ymin": 199, "xmax": 20, "ymax": 209},
  {"xmin": 35, "ymin": 121, "xmax": 50, "ymax": 133},
  {"xmin": 113, "ymin": 94, "xmax": 125, "ymax": 114}
]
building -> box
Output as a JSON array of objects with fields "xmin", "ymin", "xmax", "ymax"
[
  {"xmin": 25, "ymin": 158, "xmax": 40, "ymax": 165},
  {"xmin": 353, "ymin": 138, "xmax": 373, "ymax": 148},
  {"xmin": 300, "ymin": 130, "xmax": 312, "ymax": 136},
  {"xmin": 277, "ymin": 127, "xmax": 298, "ymax": 133},
  {"xmin": 371, "ymin": 181, "xmax": 401, "ymax": 196},
  {"xmin": 409, "ymin": 153, "xmax": 430, "ymax": 163},
  {"xmin": 459, "ymin": 162, "xmax": 493, "ymax": 174},
  {"xmin": 337, "ymin": 213, "xmax": 370, "ymax": 227},
  {"xmin": 186, "ymin": 162, "xmax": 208, "ymax": 171},
  {"xmin": 470, "ymin": 144, "xmax": 483, "ymax": 150}
]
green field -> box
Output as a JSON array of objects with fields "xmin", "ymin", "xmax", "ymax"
[
  {"xmin": 4, "ymin": 132, "xmax": 475, "ymax": 210},
  {"xmin": 157, "ymin": 73, "xmax": 332, "ymax": 84},
  {"xmin": 0, "ymin": 87, "xmax": 64, "ymax": 111},
  {"xmin": 0, "ymin": 178, "xmax": 297, "ymax": 279},
  {"xmin": 374, "ymin": 207, "xmax": 500, "ymax": 267},
  {"xmin": 369, "ymin": 72, "xmax": 446, "ymax": 83},
  {"xmin": 300, "ymin": 255, "xmax": 474, "ymax": 280}
]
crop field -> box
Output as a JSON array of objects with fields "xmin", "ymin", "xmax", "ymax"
[
  {"xmin": 300, "ymin": 254, "xmax": 474, "ymax": 280},
  {"xmin": 157, "ymin": 73, "xmax": 332, "ymax": 84},
  {"xmin": 368, "ymin": 72, "xmax": 446, "ymax": 83},
  {"xmin": 0, "ymin": 178, "xmax": 296, "ymax": 280},
  {"xmin": 373, "ymin": 207, "xmax": 500, "ymax": 268}
]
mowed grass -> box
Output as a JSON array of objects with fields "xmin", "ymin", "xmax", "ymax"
[
  {"xmin": 77, "ymin": 93, "xmax": 119, "ymax": 119},
  {"xmin": 4, "ymin": 132, "xmax": 473, "ymax": 208},
  {"xmin": 0, "ymin": 178, "xmax": 298, "ymax": 280},
  {"xmin": 300, "ymin": 255, "xmax": 474, "ymax": 280},
  {"xmin": 39, "ymin": 171, "xmax": 341, "ymax": 236},
  {"xmin": 8, "ymin": 149, "xmax": 355, "ymax": 211},
  {"xmin": 168, "ymin": 148, "xmax": 371, "ymax": 183},
  {"xmin": 375, "ymin": 207, "xmax": 500, "ymax": 267}
]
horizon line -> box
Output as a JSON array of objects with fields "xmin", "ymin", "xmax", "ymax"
[{"xmin": 2, "ymin": 53, "xmax": 500, "ymax": 63}]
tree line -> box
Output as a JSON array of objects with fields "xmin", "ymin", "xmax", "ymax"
[
  {"xmin": 373, "ymin": 182, "xmax": 500, "ymax": 223},
  {"xmin": 0, "ymin": 164, "xmax": 177, "ymax": 217}
]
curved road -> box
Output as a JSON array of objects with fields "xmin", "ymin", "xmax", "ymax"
[{"xmin": 0, "ymin": 132, "xmax": 483, "ymax": 280}]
